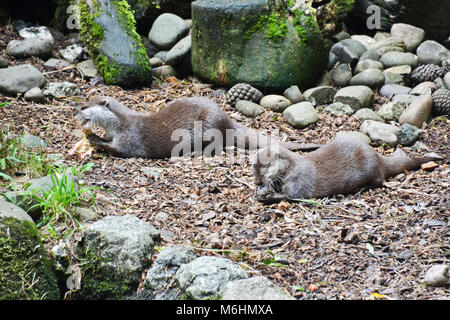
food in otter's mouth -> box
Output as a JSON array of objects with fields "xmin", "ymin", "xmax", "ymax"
[{"xmin": 69, "ymin": 132, "xmax": 94, "ymax": 159}]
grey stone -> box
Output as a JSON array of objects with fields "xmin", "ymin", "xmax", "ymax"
[
  {"xmin": 24, "ymin": 87, "xmax": 44, "ymax": 102},
  {"xmin": 379, "ymin": 84, "xmax": 411, "ymax": 97},
  {"xmin": 331, "ymin": 38, "xmax": 367, "ymax": 66},
  {"xmin": 283, "ymin": 85, "xmax": 304, "ymax": 103},
  {"xmin": 19, "ymin": 26, "xmax": 54, "ymax": 42},
  {"xmin": 220, "ymin": 276, "xmax": 294, "ymax": 300},
  {"xmin": 44, "ymin": 58, "xmax": 72, "ymax": 69},
  {"xmin": 0, "ymin": 198, "xmax": 34, "ymax": 223},
  {"xmin": 354, "ymin": 59, "xmax": 384, "ymax": 74},
  {"xmin": 444, "ymin": 73, "xmax": 450, "ymax": 90},
  {"xmin": 335, "ymin": 131, "xmax": 371, "ymax": 144},
  {"xmin": 434, "ymin": 77, "xmax": 447, "ymax": 90},
  {"xmin": 0, "ymin": 65, "xmax": 46, "ymax": 95},
  {"xmin": 350, "ymin": 35, "xmax": 375, "ymax": 48},
  {"xmin": 142, "ymin": 245, "xmax": 196, "ymax": 300},
  {"xmin": 44, "ymin": 81, "xmax": 80, "ymax": 98},
  {"xmin": 165, "ymin": 35, "xmax": 191, "ymax": 66},
  {"xmin": 6, "ymin": 38, "xmax": 53, "ymax": 58},
  {"xmin": 333, "ymin": 85, "xmax": 374, "ymax": 111},
  {"xmin": 399, "ymin": 94, "xmax": 433, "ymax": 128},
  {"xmin": 303, "ymin": 86, "xmax": 337, "ymax": 106},
  {"xmin": 352, "ymin": 108, "xmax": 384, "ymax": 122},
  {"xmin": 416, "ymin": 40, "xmax": 449, "ymax": 65},
  {"xmin": 396, "ymin": 123, "xmax": 421, "ymax": 146},
  {"xmin": 390, "ymin": 23, "xmax": 425, "ymax": 52},
  {"xmin": 175, "ymin": 256, "xmax": 248, "ymax": 300},
  {"xmin": 154, "ymin": 51, "xmax": 168, "ymax": 62},
  {"xmin": 148, "ymin": 13, "xmax": 190, "ymax": 50},
  {"xmin": 349, "ymin": 68, "xmax": 385, "ymax": 89},
  {"xmin": 79, "ymin": 215, "xmax": 160, "ymax": 299},
  {"xmin": 235, "ymin": 100, "xmax": 264, "ymax": 117},
  {"xmin": 392, "ymin": 94, "xmax": 418, "ymax": 106},
  {"xmin": 424, "ymin": 265, "xmax": 448, "ymax": 287},
  {"xmin": 141, "ymin": 166, "xmax": 165, "ymax": 179},
  {"xmin": 324, "ymin": 102, "xmax": 355, "ymax": 116},
  {"xmin": 50, "ymin": 241, "xmax": 71, "ymax": 278},
  {"xmin": 367, "ymin": 38, "xmax": 404, "ymax": 52},
  {"xmin": 21, "ymin": 134, "xmax": 47, "ymax": 149},
  {"xmin": 380, "ymin": 52, "xmax": 419, "ymax": 68},
  {"xmin": 377, "ymin": 45, "xmax": 405, "ymax": 56},
  {"xmin": 60, "ymin": 44, "xmax": 83, "ymax": 63},
  {"xmin": 359, "ymin": 49, "xmax": 380, "ymax": 61},
  {"xmin": 152, "ymin": 65, "xmax": 177, "ymax": 79},
  {"xmin": 360, "ymin": 120, "xmax": 399, "ymax": 147},
  {"xmin": 260, "ymin": 95, "xmax": 291, "ymax": 112},
  {"xmin": 74, "ymin": 207, "xmax": 98, "ymax": 222},
  {"xmin": 384, "ymin": 65, "xmax": 412, "ymax": 76},
  {"xmin": 383, "ymin": 72, "xmax": 405, "ymax": 85},
  {"xmin": 140, "ymin": 35, "xmax": 160, "ymax": 58},
  {"xmin": 373, "ymin": 32, "xmax": 391, "ymax": 42},
  {"xmin": 330, "ymin": 63, "xmax": 352, "ymax": 87},
  {"xmin": 332, "ymin": 31, "xmax": 351, "ymax": 42},
  {"xmin": 410, "ymin": 82, "xmax": 438, "ymax": 96},
  {"xmin": 377, "ymin": 102, "xmax": 405, "ymax": 121},
  {"xmin": 77, "ymin": 59, "xmax": 98, "ymax": 78},
  {"xmin": 149, "ymin": 57, "xmax": 163, "ymax": 68},
  {"xmin": 283, "ymin": 102, "xmax": 318, "ymax": 129},
  {"xmin": 328, "ymin": 52, "xmax": 338, "ymax": 69}
]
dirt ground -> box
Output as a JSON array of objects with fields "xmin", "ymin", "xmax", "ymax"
[{"xmin": 1, "ymin": 25, "xmax": 449, "ymax": 300}]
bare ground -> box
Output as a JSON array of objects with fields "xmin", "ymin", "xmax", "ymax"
[{"xmin": 0, "ymin": 25, "xmax": 449, "ymax": 300}]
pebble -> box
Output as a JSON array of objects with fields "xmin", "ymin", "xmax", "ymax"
[
  {"xmin": 0, "ymin": 64, "xmax": 46, "ymax": 95},
  {"xmin": 24, "ymin": 87, "xmax": 44, "ymax": 102},
  {"xmin": 335, "ymin": 131, "xmax": 371, "ymax": 144},
  {"xmin": 235, "ymin": 100, "xmax": 264, "ymax": 117},
  {"xmin": 350, "ymin": 35, "xmax": 375, "ymax": 48},
  {"xmin": 324, "ymin": 102, "xmax": 355, "ymax": 116},
  {"xmin": 399, "ymin": 94, "xmax": 433, "ymax": 128},
  {"xmin": 19, "ymin": 26, "xmax": 54, "ymax": 42},
  {"xmin": 390, "ymin": 23, "xmax": 425, "ymax": 52},
  {"xmin": 392, "ymin": 94, "xmax": 418, "ymax": 106},
  {"xmin": 149, "ymin": 57, "xmax": 164, "ymax": 68},
  {"xmin": 352, "ymin": 108, "xmax": 384, "ymax": 122},
  {"xmin": 303, "ymin": 86, "xmax": 337, "ymax": 106},
  {"xmin": 148, "ymin": 13, "xmax": 190, "ymax": 49},
  {"xmin": 330, "ymin": 63, "xmax": 352, "ymax": 87},
  {"xmin": 43, "ymin": 81, "xmax": 80, "ymax": 98},
  {"xmin": 396, "ymin": 123, "xmax": 421, "ymax": 146},
  {"xmin": 349, "ymin": 68, "xmax": 385, "ymax": 89},
  {"xmin": 165, "ymin": 34, "xmax": 191, "ymax": 66},
  {"xmin": 60, "ymin": 44, "xmax": 83, "ymax": 63},
  {"xmin": 77, "ymin": 59, "xmax": 98, "ymax": 78},
  {"xmin": 283, "ymin": 85, "xmax": 304, "ymax": 103},
  {"xmin": 379, "ymin": 84, "xmax": 411, "ymax": 97},
  {"xmin": 152, "ymin": 65, "xmax": 177, "ymax": 79},
  {"xmin": 360, "ymin": 120, "xmax": 399, "ymax": 146},
  {"xmin": 376, "ymin": 102, "xmax": 405, "ymax": 121},
  {"xmin": 384, "ymin": 65, "xmax": 412, "ymax": 76},
  {"xmin": 44, "ymin": 58, "xmax": 72, "ymax": 69},
  {"xmin": 416, "ymin": 40, "xmax": 449, "ymax": 65},
  {"xmin": 283, "ymin": 102, "xmax": 318, "ymax": 128},
  {"xmin": 260, "ymin": 95, "xmax": 291, "ymax": 112},
  {"xmin": 359, "ymin": 49, "xmax": 380, "ymax": 61},
  {"xmin": 424, "ymin": 265, "xmax": 448, "ymax": 287},
  {"xmin": 21, "ymin": 134, "xmax": 47, "ymax": 149},
  {"xmin": 410, "ymin": 82, "xmax": 437, "ymax": 96},
  {"xmin": 6, "ymin": 38, "xmax": 54, "ymax": 58},
  {"xmin": 333, "ymin": 85, "xmax": 374, "ymax": 111},
  {"xmin": 380, "ymin": 52, "xmax": 419, "ymax": 68},
  {"xmin": 354, "ymin": 59, "xmax": 383, "ymax": 74},
  {"xmin": 383, "ymin": 72, "xmax": 405, "ymax": 85}
]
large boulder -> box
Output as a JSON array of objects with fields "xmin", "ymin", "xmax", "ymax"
[
  {"xmin": 0, "ymin": 65, "xmax": 46, "ymax": 95},
  {"xmin": 0, "ymin": 200, "xmax": 60, "ymax": 299},
  {"xmin": 78, "ymin": 0, "xmax": 152, "ymax": 87},
  {"xmin": 191, "ymin": 0, "xmax": 328, "ymax": 90}
]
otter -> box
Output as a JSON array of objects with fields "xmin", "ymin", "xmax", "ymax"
[
  {"xmin": 251, "ymin": 137, "xmax": 442, "ymax": 203},
  {"xmin": 75, "ymin": 96, "xmax": 321, "ymax": 159}
]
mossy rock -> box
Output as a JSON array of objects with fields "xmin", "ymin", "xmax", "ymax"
[
  {"xmin": 78, "ymin": 0, "xmax": 152, "ymax": 87},
  {"xmin": 191, "ymin": 0, "xmax": 328, "ymax": 90},
  {"xmin": 0, "ymin": 216, "xmax": 59, "ymax": 300}
]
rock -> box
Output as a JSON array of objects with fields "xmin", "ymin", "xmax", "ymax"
[
  {"xmin": 191, "ymin": 0, "xmax": 328, "ymax": 90},
  {"xmin": 399, "ymin": 94, "xmax": 433, "ymax": 128},
  {"xmin": 235, "ymin": 100, "xmax": 265, "ymax": 117},
  {"xmin": 354, "ymin": 59, "xmax": 383, "ymax": 74},
  {"xmin": 43, "ymin": 81, "xmax": 80, "ymax": 98},
  {"xmin": 377, "ymin": 45, "xmax": 405, "ymax": 56},
  {"xmin": 74, "ymin": 207, "xmax": 98, "ymax": 222},
  {"xmin": 50, "ymin": 241, "xmax": 71, "ymax": 282},
  {"xmin": 324, "ymin": 102, "xmax": 355, "ymax": 116},
  {"xmin": 0, "ymin": 65, "xmax": 46, "ymax": 95},
  {"xmin": 60, "ymin": 44, "xmax": 83, "ymax": 63},
  {"xmin": 79, "ymin": 215, "xmax": 160, "ymax": 299},
  {"xmin": 330, "ymin": 63, "xmax": 352, "ymax": 87},
  {"xmin": 396, "ymin": 123, "xmax": 421, "ymax": 146},
  {"xmin": 444, "ymin": 73, "xmax": 450, "ymax": 90},
  {"xmin": 350, "ymin": 35, "xmax": 375, "ymax": 48},
  {"xmin": 154, "ymin": 51, "xmax": 168, "ymax": 62},
  {"xmin": 410, "ymin": 82, "xmax": 437, "ymax": 96},
  {"xmin": 77, "ymin": 59, "xmax": 99, "ymax": 78},
  {"xmin": 349, "ymin": 68, "xmax": 385, "ymax": 89},
  {"xmin": 335, "ymin": 131, "xmax": 371, "ymax": 144},
  {"xmin": 140, "ymin": 35, "xmax": 160, "ymax": 58},
  {"xmin": 303, "ymin": 86, "xmax": 337, "ymax": 106},
  {"xmin": 19, "ymin": 26, "xmax": 54, "ymax": 42},
  {"xmin": 152, "ymin": 65, "xmax": 177, "ymax": 79},
  {"xmin": 392, "ymin": 94, "xmax": 418, "ymax": 106},
  {"xmin": 367, "ymin": 38, "xmax": 404, "ymax": 52},
  {"xmin": 416, "ymin": 40, "xmax": 449, "ymax": 65},
  {"xmin": 379, "ymin": 84, "xmax": 412, "ymax": 97},
  {"xmin": 283, "ymin": 102, "xmax": 318, "ymax": 129},
  {"xmin": 149, "ymin": 57, "xmax": 164, "ymax": 68},
  {"xmin": 383, "ymin": 72, "xmax": 405, "ymax": 86},
  {"xmin": 377, "ymin": 102, "xmax": 405, "ymax": 121},
  {"xmin": 359, "ymin": 49, "xmax": 380, "ymax": 61},
  {"xmin": 220, "ymin": 276, "xmax": 294, "ymax": 300},
  {"xmin": 333, "ymin": 85, "xmax": 374, "ymax": 111},
  {"xmin": 141, "ymin": 246, "xmax": 196, "ymax": 300},
  {"xmin": 0, "ymin": 205, "xmax": 60, "ymax": 299},
  {"xmin": 328, "ymin": 52, "xmax": 338, "ymax": 69},
  {"xmin": 21, "ymin": 134, "xmax": 47, "ymax": 149},
  {"xmin": 44, "ymin": 58, "xmax": 72, "ymax": 69},
  {"xmin": 424, "ymin": 265, "xmax": 448, "ymax": 287},
  {"xmin": 141, "ymin": 167, "xmax": 165, "ymax": 179},
  {"xmin": 0, "ymin": 57, "xmax": 8, "ymax": 68},
  {"xmin": 260, "ymin": 95, "xmax": 291, "ymax": 112},
  {"xmin": 380, "ymin": 52, "xmax": 419, "ymax": 69},
  {"xmin": 390, "ymin": 23, "xmax": 425, "ymax": 52},
  {"xmin": 384, "ymin": 65, "xmax": 412, "ymax": 76},
  {"xmin": 434, "ymin": 77, "xmax": 446, "ymax": 90},
  {"xmin": 11, "ymin": 19, "xmax": 30, "ymax": 33},
  {"xmin": 332, "ymin": 31, "xmax": 351, "ymax": 42},
  {"xmin": 283, "ymin": 85, "xmax": 304, "ymax": 103},
  {"xmin": 175, "ymin": 256, "xmax": 248, "ymax": 300},
  {"xmin": 148, "ymin": 13, "xmax": 190, "ymax": 50},
  {"xmin": 360, "ymin": 120, "xmax": 399, "ymax": 147},
  {"xmin": 24, "ymin": 87, "xmax": 44, "ymax": 102},
  {"xmin": 6, "ymin": 38, "xmax": 54, "ymax": 58},
  {"xmin": 78, "ymin": 0, "xmax": 152, "ymax": 87},
  {"xmin": 352, "ymin": 108, "xmax": 384, "ymax": 122},
  {"xmin": 165, "ymin": 34, "xmax": 191, "ymax": 67},
  {"xmin": 330, "ymin": 40, "xmax": 365, "ymax": 67}
]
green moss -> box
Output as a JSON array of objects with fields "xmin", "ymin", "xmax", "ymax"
[
  {"xmin": 0, "ymin": 217, "xmax": 60, "ymax": 300},
  {"xmin": 333, "ymin": 0, "xmax": 356, "ymax": 20}
]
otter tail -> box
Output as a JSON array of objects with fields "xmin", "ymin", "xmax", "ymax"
[
  {"xmin": 381, "ymin": 149, "xmax": 443, "ymax": 178},
  {"xmin": 230, "ymin": 122, "xmax": 321, "ymax": 152}
]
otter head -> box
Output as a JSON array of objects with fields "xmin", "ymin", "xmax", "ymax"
[
  {"xmin": 76, "ymin": 96, "xmax": 123, "ymax": 139},
  {"xmin": 251, "ymin": 146, "xmax": 292, "ymax": 196}
]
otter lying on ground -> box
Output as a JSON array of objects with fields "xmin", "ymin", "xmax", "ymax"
[
  {"xmin": 251, "ymin": 138, "xmax": 442, "ymax": 203},
  {"xmin": 75, "ymin": 96, "xmax": 320, "ymax": 159}
]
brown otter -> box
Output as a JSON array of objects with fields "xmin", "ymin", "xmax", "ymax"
[
  {"xmin": 75, "ymin": 96, "xmax": 321, "ymax": 158},
  {"xmin": 251, "ymin": 137, "xmax": 442, "ymax": 203}
]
